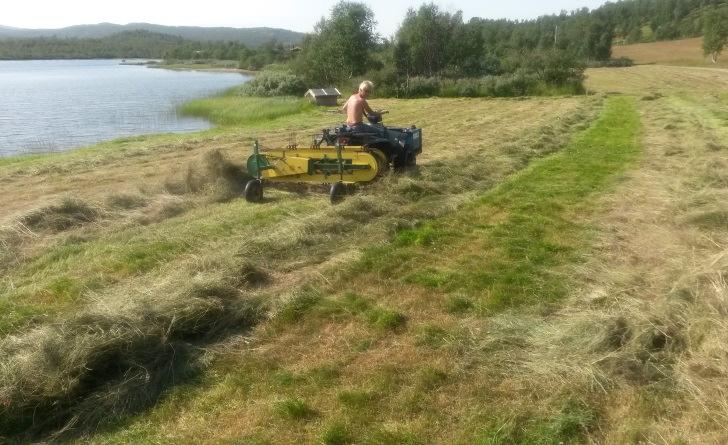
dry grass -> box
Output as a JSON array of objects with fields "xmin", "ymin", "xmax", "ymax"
[
  {"xmin": 586, "ymin": 64, "xmax": 728, "ymax": 96},
  {"xmin": 582, "ymin": 85, "xmax": 728, "ymax": 443},
  {"xmin": 612, "ymin": 37, "xmax": 728, "ymax": 68},
  {"xmin": 0, "ymin": 95, "xmax": 596, "ymax": 441},
  {"xmin": 0, "ymin": 280, "xmax": 264, "ymax": 441}
]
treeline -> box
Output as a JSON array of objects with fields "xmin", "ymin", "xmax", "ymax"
[
  {"xmin": 254, "ymin": 0, "xmax": 728, "ymax": 98},
  {"xmin": 167, "ymin": 40, "xmax": 293, "ymax": 70},
  {"xmin": 256, "ymin": 2, "xmax": 603, "ymax": 99},
  {"xmin": 0, "ymin": 31, "xmax": 183, "ymax": 59},
  {"xmin": 0, "ymin": 30, "xmax": 292, "ymax": 66}
]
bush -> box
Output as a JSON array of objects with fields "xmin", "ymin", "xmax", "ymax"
[
  {"xmin": 239, "ymin": 70, "xmax": 307, "ymax": 97},
  {"xmin": 371, "ymin": 70, "xmax": 583, "ymax": 99},
  {"xmin": 586, "ymin": 57, "xmax": 634, "ymax": 68}
]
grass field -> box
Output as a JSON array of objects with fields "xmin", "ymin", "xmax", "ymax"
[
  {"xmin": 2, "ymin": 64, "xmax": 728, "ymax": 443},
  {"xmin": 612, "ymin": 37, "xmax": 728, "ymax": 68}
]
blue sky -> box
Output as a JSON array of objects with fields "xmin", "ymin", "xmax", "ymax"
[{"xmin": 4, "ymin": 0, "xmax": 610, "ymax": 36}]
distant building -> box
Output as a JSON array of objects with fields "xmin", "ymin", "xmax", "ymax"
[{"xmin": 304, "ymin": 88, "xmax": 341, "ymax": 106}]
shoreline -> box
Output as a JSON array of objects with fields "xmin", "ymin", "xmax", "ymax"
[{"xmin": 151, "ymin": 64, "xmax": 257, "ymax": 75}]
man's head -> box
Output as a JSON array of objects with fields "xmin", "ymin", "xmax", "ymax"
[{"xmin": 358, "ymin": 80, "xmax": 374, "ymax": 98}]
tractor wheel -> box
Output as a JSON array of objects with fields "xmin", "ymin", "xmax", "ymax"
[
  {"xmin": 244, "ymin": 179, "xmax": 263, "ymax": 203},
  {"xmin": 405, "ymin": 151, "xmax": 417, "ymax": 168},
  {"xmin": 368, "ymin": 148, "xmax": 390, "ymax": 177},
  {"xmin": 393, "ymin": 154, "xmax": 407, "ymax": 171},
  {"xmin": 330, "ymin": 181, "xmax": 346, "ymax": 204}
]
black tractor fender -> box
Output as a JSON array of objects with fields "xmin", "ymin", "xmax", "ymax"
[{"xmin": 363, "ymin": 139, "xmax": 405, "ymax": 168}]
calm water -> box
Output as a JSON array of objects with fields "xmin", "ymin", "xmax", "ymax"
[{"xmin": 0, "ymin": 59, "xmax": 251, "ymax": 156}]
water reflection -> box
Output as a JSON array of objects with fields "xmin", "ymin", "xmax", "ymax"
[{"xmin": 0, "ymin": 59, "xmax": 250, "ymax": 156}]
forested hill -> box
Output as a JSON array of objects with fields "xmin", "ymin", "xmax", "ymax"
[
  {"xmin": 0, "ymin": 30, "xmax": 291, "ymax": 61},
  {"xmin": 0, "ymin": 23, "xmax": 304, "ymax": 47},
  {"xmin": 594, "ymin": 0, "xmax": 727, "ymax": 43}
]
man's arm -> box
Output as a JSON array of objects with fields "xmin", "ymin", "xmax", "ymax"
[{"xmin": 362, "ymin": 99, "xmax": 376, "ymax": 116}]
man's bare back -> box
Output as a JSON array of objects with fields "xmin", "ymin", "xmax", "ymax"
[{"xmin": 342, "ymin": 81, "xmax": 376, "ymax": 126}]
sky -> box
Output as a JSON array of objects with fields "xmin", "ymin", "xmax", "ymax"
[{"xmin": 3, "ymin": 0, "xmax": 610, "ymax": 37}]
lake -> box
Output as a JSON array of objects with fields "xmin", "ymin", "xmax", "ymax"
[{"xmin": 0, "ymin": 59, "xmax": 251, "ymax": 157}]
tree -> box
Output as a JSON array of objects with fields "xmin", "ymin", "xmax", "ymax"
[
  {"xmin": 293, "ymin": 1, "xmax": 377, "ymax": 85},
  {"xmin": 395, "ymin": 4, "xmax": 461, "ymax": 77},
  {"xmin": 703, "ymin": 5, "xmax": 728, "ymax": 63}
]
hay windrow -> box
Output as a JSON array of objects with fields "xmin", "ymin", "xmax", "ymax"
[
  {"xmin": 20, "ymin": 198, "xmax": 99, "ymax": 233},
  {"xmin": 0, "ymin": 282, "xmax": 264, "ymax": 439},
  {"xmin": 163, "ymin": 149, "xmax": 252, "ymax": 201}
]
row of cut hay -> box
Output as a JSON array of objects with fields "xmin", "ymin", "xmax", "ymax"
[
  {"xmin": 8, "ymin": 148, "xmax": 249, "ymax": 233},
  {"xmin": 1, "ymin": 148, "xmax": 250, "ymax": 271},
  {"xmin": 0, "ymin": 281, "xmax": 264, "ymax": 440},
  {"xmin": 163, "ymin": 148, "xmax": 252, "ymax": 201}
]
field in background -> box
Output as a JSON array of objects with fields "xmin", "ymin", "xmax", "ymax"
[
  {"xmin": 2, "ymin": 65, "xmax": 728, "ymax": 443},
  {"xmin": 612, "ymin": 37, "xmax": 728, "ymax": 67}
]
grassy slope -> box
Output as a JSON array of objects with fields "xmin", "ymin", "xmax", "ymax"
[
  {"xmin": 180, "ymin": 95, "xmax": 315, "ymax": 126},
  {"xmin": 612, "ymin": 37, "xmax": 728, "ymax": 68}
]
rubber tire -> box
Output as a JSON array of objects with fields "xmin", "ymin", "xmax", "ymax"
[
  {"xmin": 405, "ymin": 151, "xmax": 417, "ymax": 168},
  {"xmin": 244, "ymin": 179, "xmax": 263, "ymax": 203},
  {"xmin": 330, "ymin": 182, "xmax": 346, "ymax": 204},
  {"xmin": 393, "ymin": 154, "xmax": 407, "ymax": 171}
]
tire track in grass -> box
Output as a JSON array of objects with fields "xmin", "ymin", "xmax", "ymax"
[{"xmin": 357, "ymin": 96, "xmax": 642, "ymax": 311}]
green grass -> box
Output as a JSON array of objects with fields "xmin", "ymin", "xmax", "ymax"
[
  {"xmin": 180, "ymin": 95, "xmax": 315, "ymax": 126},
  {"xmin": 357, "ymin": 96, "xmax": 642, "ymax": 312},
  {"xmin": 274, "ymin": 398, "xmax": 316, "ymax": 420},
  {"xmin": 476, "ymin": 402, "xmax": 598, "ymax": 445},
  {"xmin": 321, "ymin": 422, "xmax": 354, "ymax": 445}
]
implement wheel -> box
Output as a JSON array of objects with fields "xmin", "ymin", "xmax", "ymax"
[
  {"xmin": 244, "ymin": 179, "xmax": 263, "ymax": 203},
  {"xmin": 330, "ymin": 182, "xmax": 346, "ymax": 204}
]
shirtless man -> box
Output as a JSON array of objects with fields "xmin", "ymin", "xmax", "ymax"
[{"xmin": 342, "ymin": 80, "xmax": 381, "ymax": 132}]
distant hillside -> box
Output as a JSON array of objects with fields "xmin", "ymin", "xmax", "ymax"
[
  {"xmin": 594, "ymin": 0, "xmax": 727, "ymax": 43},
  {"xmin": 0, "ymin": 23, "xmax": 305, "ymax": 47},
  {"xmin": 612, "ymin": 37, "xmax": 728, "ymax": 67}
]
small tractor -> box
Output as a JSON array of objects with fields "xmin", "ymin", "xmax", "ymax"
[{"xmin": 244, "ymin": 112, "xmax": 422, "ymax": 203}]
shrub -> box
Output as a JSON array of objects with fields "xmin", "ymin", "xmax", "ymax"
[
  {"xmin": 239, "ymin": 70, "xmax": 306, "ymax": 97},
  {"xmin": 372, "ymin": 70, "xmax": 582, "ymax": 99},
  {"xmin": 396, "ymin": 76, "xmax": 441, "ymax": 98},
  {"xmin": 586, "ymin": 57, "xmax": 634, "ymax": 68}
]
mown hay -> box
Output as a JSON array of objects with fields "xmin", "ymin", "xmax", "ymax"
[
  {"xmin": 20, "ymin": 198, "xmax": 99, "ymax": 232},
  {"xmin": 105, "ymin": 192, "xmax": 149, "ymax": 210},
  {"xmin": 0, "ymin": 283, "xmax": 264, "ymax": 440},
  {"xmin": 163, "ymin": 149, "xmax": 251, "ymax": 201}
]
